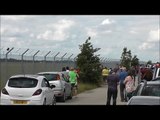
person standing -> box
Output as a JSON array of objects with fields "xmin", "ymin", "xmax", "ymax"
[
  {"xmin": 106, "ymin": 70, "xmax": 119, "ymax": 105},
  {"xmin": 69, "ymin": 67, "xmax": 78, "ymax": 97},
  {"xmin": 124, "ymin": 71, "xmax": 135, "ymax": 101},
  {"xmin": 119, "ymin": 67, "xmax": 128, "ymax": 102},
  {"xmin": 102, "ymin": 67, "xmax": 109, "ymax": 84}
]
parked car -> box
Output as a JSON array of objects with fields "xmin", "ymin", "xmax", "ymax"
[
  {"xmin": 0, "ymin": 74, "xmax": 56, "ymax": 105},
  {"xmin": 133, "ymin": 80, "xmax": 160, "ymax": 97},
  {"xmin": 151, "ymin": 76, "xmax": 160, "ymax": 81},
  {"xmin": 37, "ymin": 71, "xmax": 72, "ymax": 102},
  {"xmin": 127, "ymin": 80, "xmax": 160, "ymax": 105},
  {"xmin": 127, "ymin": 96, "xmax": 160, "ymax": 105},
  {"xmin": 152, "ymin": 67, "xmax": 160, "ymax": 79}
]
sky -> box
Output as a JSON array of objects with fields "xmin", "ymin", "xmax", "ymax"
[{"xmin": 0, "ymin": 15, "xmax": 160, "ymax": 63}]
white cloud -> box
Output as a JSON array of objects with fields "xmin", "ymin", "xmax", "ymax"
[
  {"xmin": 52, "ymin": 19, "xmax": 75, "ymax": 30},
  {"xmin": 37, "ymin": 30, "xmax": 52, "ymax": 40},
  {"xmin": 138, "ymin": 42, "xmax": 154, "ymax": 50},
  {"xmin": 147, "ymin": 29, "xmax": 159, "ymax": 42},
  {"xmin": 37, "ymin": 19, "xmax": 75, "ymax": 41},
  {"xmin": 1, "ymin": 27, "xmax": 6, "ymax": 34},
  {"xmin": 129, "ymin": 30, "xmax": 137, "ymax": 34},
  {"xmin": 138, "ymin": 29, "xmax": 159, "ymax": 50},
  {"xmin": 1, "ymin": 15, "xmax": 33, "ymax": 21},
  {"xmin": 9, "ymin": 37, "xmax": 16, "ymax": 42},
  {"xmin": 1, "ymin": 25, "xmax": 29, "ymax": 36},
  {"xmin": 102, "ymin": 30, "xmax": 112, "ymax": 34},
  {"xmin": 86, "ymin": 28, "xmax": 98, "ymax": 38},
  {"xmin": 30, "ymin": 33, "xmax": 35, "ymax": 38},
  {"xmin": 101, "ymin": 18, "xmax": 115, "ymax": 25}
]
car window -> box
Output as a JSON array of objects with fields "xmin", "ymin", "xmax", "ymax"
[
  {"xmin": 135, "ymin": 84, "xmax": 143, "ymax": 96},
  {"xmin": 158, "ymin": 69, "xmax": 160, "ymax": 77},
  {"xmin": 40, "ymin": 74, "xmax": 60, "ymax": 81},
  {"xmin": 8, "ymin": 78, "xmax": 38, "ymax": 88},
  {"xmin": 41, "ymin": 78, "xmax": 50, "ymax": 87},
  {"xmin": 141, "ymin": 84, "xmax": 160, "ymax": 97}
]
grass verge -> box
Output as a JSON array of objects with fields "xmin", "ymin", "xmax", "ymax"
[{"xmin": 77, "ymin": 82, "xmax": 99, "ymax": 94}]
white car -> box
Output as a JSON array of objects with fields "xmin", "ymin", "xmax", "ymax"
[
  {"xmin": 38, "ymin": 72, "xmax": 72, "ymax": 102},
  {"xmin": 0, "ymin": 74, "xmax": 56, "ymax": 105}
]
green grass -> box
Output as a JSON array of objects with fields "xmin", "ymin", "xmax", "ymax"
[{"xmin": 77, "ymin": 82, "xmax": 99, "ymax": 94}]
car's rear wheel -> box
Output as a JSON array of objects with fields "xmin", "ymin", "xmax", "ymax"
[
  {"xmin": 43, "ymin": 99, "xmax": 46, "ymax": 105},
  {"xmin": 68, "ymin": 89, "xmax": 73, "ymax": 99},
  {"xmin": 60, "ymin": 91, "xmax": 66, "ymax": 102},
  {"xmin": 52, "ymin": 96, "xmax": 56, "ymax": 105}
]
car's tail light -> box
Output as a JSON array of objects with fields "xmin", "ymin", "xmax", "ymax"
[
  {"xmin": 32, "ymin": 89, "xmax": 42, "ymax": 96},
  {"xmin": 2, "ymin": 88, "xmax": 9, "ymax": 95}
]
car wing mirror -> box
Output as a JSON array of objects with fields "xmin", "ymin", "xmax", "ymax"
[{"xmin": 50, "ymin": 84, "xmax": 56, "ymax": 89}]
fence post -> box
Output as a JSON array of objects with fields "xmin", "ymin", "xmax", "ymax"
[
  {"xmin": 5, "ymin": 47, "xmax": 14, "ymax": 81},
  {"xmin": 33, "ymin": 50, "xmax": 40, "ymax": 73},
  {"xmin": 73, "ymin": 56, "xmax": 77, "ymax": 68},
  {"xmin": 44, "ymin": 51, "xmax": 51, "ymax": 70},
  {"xmin": 68, "ymin": 54, "xmax": 73, "ymax": 68},
  {"xmin": 21, "ymin": 49, "xmax": 29, "ymax": 75},
  {"xmin": 61, "ymin": 53, "xmax": 67, "ymax": 70},
  {"xmin": 53, "ymin": 52, "xmax": 60, "ymax": 71}
]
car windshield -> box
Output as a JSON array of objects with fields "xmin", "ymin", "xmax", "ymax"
[
  {"xmin": 141, "ymin": 84, "xmax": 160, "ymax": 97},
  {"xmin": 40, "ymin": 74, "xmax": 59, "ymax": 81},
  {"xmin": 8, "ymin": 78, "xmax": 38, "ymax": 88}
]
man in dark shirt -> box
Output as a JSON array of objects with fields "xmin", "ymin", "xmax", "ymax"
[{"xmin": 106, "ymin": 70, "xmax": 119, "ymax": 105}]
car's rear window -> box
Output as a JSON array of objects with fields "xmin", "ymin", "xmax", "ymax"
[
  {"xmin": 39, "ymin": 74, "xmax": 60, "ymax": 81},
  {"xmin": 141, "ymin": 84, "xmax": 160, "ymax": 97},
  {"xmin": 8, "ymin": 78, "xmax": 38, "ymax": 88}
]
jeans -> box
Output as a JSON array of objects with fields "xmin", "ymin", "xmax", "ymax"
[
  {"xmin": 120, "ymin": 82, "xmax": 125, "ymax": 101},
  {"xmin": 107, "ymin": 88, "xmax": 117, "ymax": 105}
]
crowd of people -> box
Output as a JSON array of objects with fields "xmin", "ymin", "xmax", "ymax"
[
  {"xmin": 61, "ymin": 63, "xmax": 155, "ymax": 105},
  {"xmin": 102, "ymin": 65, "xmax": 140, "ymax": 105},
  {"xmin": 61, "ymin": 66, "xmax": 80, "ymax": 97}
]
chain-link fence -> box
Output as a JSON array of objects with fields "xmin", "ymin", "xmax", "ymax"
[{"xmin": 0, "ymin": 47, "xmax": 121, "ymax": 90}]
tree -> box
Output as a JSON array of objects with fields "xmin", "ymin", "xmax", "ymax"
[
  {"xmin": 131, "ymin": 55, "xmax": 139, "ymax": 67},
  {"xmin": 120, "ymin": 47, "xmax": 132, "ymax": 70},
  {"xmin": 147, "ymin": 60, "xmax": 152, "ymax": 65},
  {"xmin": 76, "ymin": 37, "xmax": 102, "ymax": 86}
]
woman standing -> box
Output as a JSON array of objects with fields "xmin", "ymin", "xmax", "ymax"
[{"xmin": 124, "ymin": 71, "xmax": 135, "ymax": 101}]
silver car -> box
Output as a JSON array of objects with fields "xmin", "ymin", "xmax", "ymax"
[
  {"xmin": 127, "ymin": 96, "xmax": 160, "ymax": 105},
  {"xmin": 38, "ymin": 72, "xmax": 72, "ymax": 102}
]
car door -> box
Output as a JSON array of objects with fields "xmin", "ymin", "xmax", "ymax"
[{"xmin": 42, "ymin": 78, "xmax": 53, "ymax": 105}]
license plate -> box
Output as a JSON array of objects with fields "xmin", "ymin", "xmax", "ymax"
[{"xmin": 13, "ymin": 100, "xmax": 28, "ymax": 104}]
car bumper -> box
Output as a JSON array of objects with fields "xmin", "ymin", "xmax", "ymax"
[
  {"xmin": 0, "ymin": 96, "xmax": 44, "ymax": 105},
  {"xmin": 54, "ymin": 90, "xmax": 64, "ymax": 97}
]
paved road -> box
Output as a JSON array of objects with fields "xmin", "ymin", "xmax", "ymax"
[
  {"xmin": 56, "ymin": 76, "xmax": 139, "ymax": 105},
  {"xmin": 56, "ymin": 85, "xmax": 127, "ymax": 105}
]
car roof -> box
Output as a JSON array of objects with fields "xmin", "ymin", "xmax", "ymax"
[
  {"xmin": 146, "ymin": 81, "xmax": 160, "ymax": 85},
  {"xmin": 140, "ymin": 80, "xmax": 160, "ymax": 85},
  {"xmin": 9, "ymin": 74, "xmax": 43, "ymax": 79},
  {"xmin": 152, "ymin": 76, "xmax": 160, "ymax": 81},
  {"xmin": 38, "ymin": 72, "xmax": 61, "ymax": 74}
]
